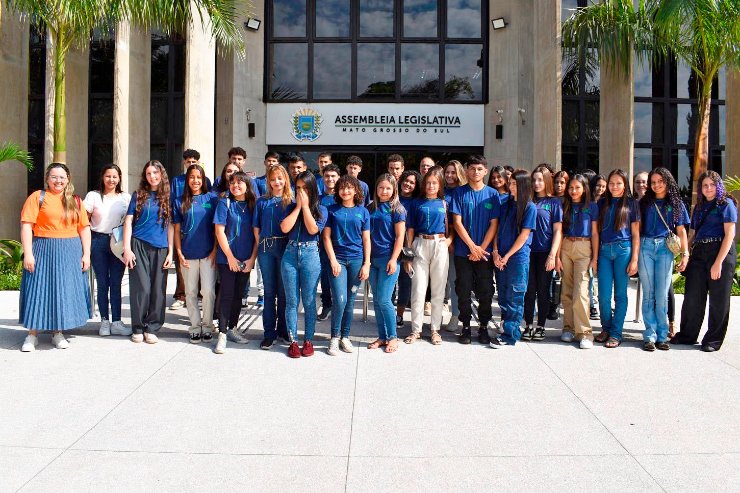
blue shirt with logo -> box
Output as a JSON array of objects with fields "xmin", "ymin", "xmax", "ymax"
[
  {"xmin": 320, "ymin": 193, "xmax": 337, "ymax": 209},
  {"xmin": 253, "ymin": 196, "xmax": 289, "ymax": 239},
  {"xmin": 642, "ymin": 199, "xmax": 690, "ymax": 238},
  {"xmin": 214, "ymin": 197, "xmax": 255, "ymax": 264},
  {"xmin": 282, "ymin": 203, "xmax": 328, "ymax": 243},
  {"xmin": 531, "ymin": 196, "xmax": 563, "ymax": 252},
  {"xmin": 598, "ymin": 197, "xmax": 640, "ymax": 244},
  {"xmin": 496, "ymin": 197, "xmax": 537, "ymax": 263},
  {"xmin": 326, "ymin": 204, "xmax": 370, "ymax": 261},
  {"xmin": 409, "ymin": 198, "xmax": 446, "ymax": 236},
  {"xmin": 172, "ymin": 192, "xmax": 218, "ymax": 259},
  {"xmin": 451, "ymin": 185, "xmax": 500, "ymax": 257},
  {"xmin": 127, "ymin": 192, "xmax": 169, "ymax": 249},
  {"xmin": 170, "ymin": 173, "xmax": 213, "ymax": 206},
  {"xmin": 564, "ymin": 202, "xmax": 599, "ymax": 238},
  {"xmin": 369, "ymin": 201, "xmax": 406, "ymax": 258},
  {"xmin": 691, "ymin": 199, "xmax": 738, "ymax": 241}
]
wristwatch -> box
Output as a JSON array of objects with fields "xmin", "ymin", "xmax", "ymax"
[{"xmin": 680, "ymin": 251, "xmax": 689, "ymax": 258}]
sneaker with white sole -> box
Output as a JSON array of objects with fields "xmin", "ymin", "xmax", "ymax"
[
  {"xmin": 580, "ymin": 338, "xmax": 594, "ymax": 349},
  {"xmin": 214, "ymin": 332, "xmax": 227, "ymax": 354},
  {"xmin": 339, "ymin": 337, "xmax": 354, "ymax": 353},
  {"xmin": 144, "ymin": 333, "xmax": 159, "ymax": 344},
  {"xmin": 99, "ymin": 320, "xmax": 111, "ymax": 337},
  {"xmin": 444, "ymin": 315, "xmax": 459, "ymax": 332},
  {"xmin": 327, "ymin": 337, "xmax": 340, "ymax": 356},
  {"xmin": 169, "ymin": 299, "xmax": 185, "ymax": 310},
  {"xmin": 560, "ymin": 331, "xmax": 575, "ymax": 343},
  {"xmin": 110, "ymin": 321, "xmax": 132, "ymax": 336},
  {"xmin": 21, "ymin": 334, "xmax": 38, "ymax": 352},
  {"xmin": 51, "ymin": 332, "xmax": 69, "ymax": 349},
  {"xmin": 227, "ymin": 329, "xmax": 249, "ymax": 344},
  {"xmin": 131, "ymin": 333, "xmax": 144, "ymax": 343}
]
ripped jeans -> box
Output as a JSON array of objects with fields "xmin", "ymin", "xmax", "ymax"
[{"xmin": 330, "ymin": 257, "xmax": 364, "ymax": 339}]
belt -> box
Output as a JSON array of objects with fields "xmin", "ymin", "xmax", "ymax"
[
  {"xmin": 564, "ymin": 236, "xmax": 589, "ymax": 242},
  {"xmin": 417, "ymin": 233, "xmax": 445, "ymax": 240},
  {"xmin": 91, "ymin": 231, "xmax": 110, "ymax": 237},
  {"xmin": 288, "ymin": 240, "xmax": 318, "ymax": 247},
  {"xmin": 695, "ymin": 237, "xmax": 723, "ymax": 244},
  {"xmin": 260, "ymin": 235, "xmax": 287, "ymax": 242}
]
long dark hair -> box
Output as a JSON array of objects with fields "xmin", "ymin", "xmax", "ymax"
[
  {"xmin": 369, "ymin": 173, "xmax": 403, "ymax": 214},
  {"xmin": 589, "ymin": 173, "xmax": 607, "ymax": 201},
  {"xmin": 399, "ymin": 170, "xmax": 423, "ymax": 198},
  {"xmin": 639, "ymin": 167, "xmax": 683, "ymax": 227},
  {"xmin": 598, "ymin": 169, "xmax": 634, "ymax": 232},
  {"xmin": 295, "ymin": 170, "xmax": 323, "ymax": 221},
  {"xmin": 217, "ymin": 162, "xmax": 240, "ymax": 197},
  {"xmin": 511, "ymin": 169, "xmax": 533, "ymax": 229},
  {"xmin": 227, "ymin": 171, "xmax": 256, "ymax": 211},
  {"xmin": 181, "ymin": 164, "xmax": 209, "ymax": 213},
  {"xmin": 135, "ymin": 160, "xmax": 170, "ymax": 226},
  {"xmin": 562, "ymin": 174, "xmax": 592, "ymax": 233},
  {"xmin": 95, "ymin": 164, "xmax": 124, "ymax": 195}
]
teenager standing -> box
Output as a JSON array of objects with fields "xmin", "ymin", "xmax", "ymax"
[{"xmin": 443, "ymin": 160, "xmax": 466, "ymax": 332}]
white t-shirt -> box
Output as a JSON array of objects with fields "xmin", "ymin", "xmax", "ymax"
[{"xmin": 83, "ymin": 191, "xmax": 131, "ymax": 234}]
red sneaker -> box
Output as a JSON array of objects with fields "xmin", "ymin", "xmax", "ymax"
[
  {"xmin": 301, "ymin": 340, "xmax": 314, "ymax": 357},
  {"xmin": 288, "ymin": 342, "xmax": 301, "ymax": 358}
]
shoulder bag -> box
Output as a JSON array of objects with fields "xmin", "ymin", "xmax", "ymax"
[{"xmin": 653, "ymin": 203, "xmax": 681, "ymax": 256}]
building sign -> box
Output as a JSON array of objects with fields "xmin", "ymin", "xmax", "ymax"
[{"xmin": 266, "ymin": 103, "xmax": 484, "ymax": 147}]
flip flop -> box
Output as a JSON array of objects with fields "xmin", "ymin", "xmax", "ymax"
[
  {"xmin": 367, "ymin": 339, "xmax": 386, "ymax": 350},
  {"xmin": 385, "ymin": 339, "xmax": 399, "ymax": 353}
]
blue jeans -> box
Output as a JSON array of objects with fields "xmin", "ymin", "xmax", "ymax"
[
  {"xmin": 258, "ymin": 238, "xmax": 287, "ymax": 340},
  {"xmin": 91, "ymin": 232, "xmax": 125, "ymax": 321},
  {"xmin": 497, "ymin": 260, "xmax": 529, "ymax": 345},
  {"xmin": 369, "ymin": 256, "xmax": 399, "ymax": 341},
  {"xmin": 330, "ymin": 257, "xmax": 364, "ymax": 338},
  {"xmin": 638, "ymin": 237, "xmax": 674, "ymax": 343},
  {"xmin": 280, "ymin": 242, "xmax": 321, "ymax": 342},
  {"xmin": 598, "ymin": 240, "xmax": 632, "ymax": 341}
]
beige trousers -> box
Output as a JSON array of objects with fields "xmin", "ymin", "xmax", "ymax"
[
  {"xmin": 410, "ymin": 237, "xmax": 449, "ymax": 334},
  {"xmin": 560, "ymin": 239, "xmax": 593, "ymax": 340},
  {"xmin": 182, "ymin": 258, "xmax": 217, "ymax": 332}
]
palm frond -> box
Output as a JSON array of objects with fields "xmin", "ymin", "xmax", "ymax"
[
  {"xmin": 0, "ymin": 142, "xmax": 34, "ymax": 171},
  {"xmin": 723, "ymin": 176, "xmax": 740, "ymax": 194}
]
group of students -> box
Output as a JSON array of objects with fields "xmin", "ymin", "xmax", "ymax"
[{"xmin": 17, "ymin": 150, "xmax": 736, "ymax": 355}]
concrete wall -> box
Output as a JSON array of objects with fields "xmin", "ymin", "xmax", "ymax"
[{"xmin": 726, "ymin": 69, "xmax": 739, "ymax": 204}]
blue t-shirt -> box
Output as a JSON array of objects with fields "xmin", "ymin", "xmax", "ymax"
[
  {"xmin": 253, "ymin": 196, "xmax": 289, "ymax": 239},
  {"xmin": 531, "ymin": 196, "xmax": 563, "ymax": 252},
  {"xmin": 253, "ymin": 175, "xmax": 268, "ymax": 197},
  {"xmin": 282, "ymin": 203, "xmax": 327, "ymax": 242},
  {"xmin": 599, "ymin": 197, "xmax": 640, "ymax": 244},
  {"xmin": 170, "ymin": 173, "xmax": 213, "ymax": 206},
  {"xmin": 400, "ymin": 196, "xmax": 416, "ymax": 217},
  {"xmin": 497, "ymin": 197, "xmax": 537, "ymax": 263},
  {"xmin": 172, "ymin": 192, "xmax": 218, "ymax": 259},
  {"xmin": 213, "ymin": 197, "xmax": 255, "ymax": 264},
  {"xmin": 317, "ymin": 178, "xmax": 326, "ymax": 196},
  {"xmin": 127, "ymin": 192, "xmax": 169, "ymax": 249},
  {"xmin": 451, "ymin": 185, "xmax": 500, "ymax": 257},
  {"xmin": 564, "ymin": 202, "xmax": 599, "ymax": 238},
  {"xmin": 320, "ymin": 193, "xmax": 336, "ymax": 209},
  {"xmin": 642, "ymin": 199, "xmax": 690, "ymax": 238},
  {"xmin": 409, "ymin": 198, "xmax": 447, "ymax": 236},
  {"xmin": 691, "ymin": 199, "xmax": 738, "ymax": 241},
  {"xmin": 369, "ymin": 201, "xmax": 406, "ymax": 258},
  {"xmin": 358, "ymin": 179, "xmax": 371, "ymax": 206},
  {"xmin": 326, "ymin": 204, "xmax": 370, "ymax": 261}
]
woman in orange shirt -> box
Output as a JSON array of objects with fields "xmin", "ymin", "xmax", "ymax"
[{"xmin": 19, "ymin": 163, "xmax": 92, "ymax": 351}]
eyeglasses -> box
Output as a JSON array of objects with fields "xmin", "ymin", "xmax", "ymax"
[{"xmin": 48, "ymin": 176, "xmax": 68, "ymax": 181}]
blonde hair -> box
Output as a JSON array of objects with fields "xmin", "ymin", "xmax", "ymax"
[
  {"xmin": 369, "ymin": 174, "xmax": 403, "ymax": 214},
  {"xmin": 45, "ymin": 163, "xmax": 79, "ymax": 224},
  {"xmin": 445, "ymin": 160, "xmax": 467, "ymax": 187},
  {"xmin": 266, "ymin": 164, "xmax": 293, "ymax": 207}
]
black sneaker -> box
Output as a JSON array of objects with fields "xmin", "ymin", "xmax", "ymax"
[
  {"xmin": 458, "ymin": 327, "xmax": 472, "ymax": 345},
  {"xmin": 478, "ymin": 328, "xmax": 491, "ymax": 345},
  {"xmin": 643, "ymin": 341, "xmax": 656, "ymax": 352},
  {"xmin": 260, "ymin": 338, "xmax": 275, "ymax": 350},
  {"xmin": 547, "ymin": 305, "xmax": 559, "ymax": 320},
  {"xmin": 396, "ymin": 316, "xmax": 404, "ymax": 330},
  {"xmin": 202, "ymin": 332, "xmax": 213, "ymax": 342},
  {"xmin": 532, "ymin": 326, "xmax": 546, "ymax": 341},
  {"xmin": 317, "ymin": 306, "xmax": 330, "ymax": 321},
  {"xmin": 521, "ymin": 326, "xmax": 534, "ymax": 341},
  {"xmin": 489, "ymin": 337, "xmax": 513, "ymax": 348},
  {"xmin": 656, "ymin": 341, "xmax": 670, "ymax": 351},
  {"xmin": 589, "ymin": 307, "xmax": 599, "ymax": 320}
]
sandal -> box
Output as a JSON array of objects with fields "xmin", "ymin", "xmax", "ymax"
[
  {"xmin": 431, "ymin": 331, "xmax": 442, "ymax": 345},
  {"xmin": 367, "ymin": 339, "xmax": 387, "ymax": 350},
  {"xmin": 594, "ymin": 331, "xmax": 609, "ymax": 343},
  {"xmin": 385, "ymin": 339, "xmax": 399, "ymax": 353},
  {"xmin": 605, "ymin": 337, "xmax": 621, "ymax": 348},
  {"xmin": 404, "ymin": 333, "xmax": 421, "ymax": 344}
]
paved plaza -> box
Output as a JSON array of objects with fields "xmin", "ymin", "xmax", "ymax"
[{"xmin": 0, "ymin": 272, "xmax": 738, "ymax": 492}]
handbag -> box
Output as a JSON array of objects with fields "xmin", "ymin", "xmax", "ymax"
[
  {"xmin": 653, "ymin": 203, "xmax": 681, "ymax": 256},
  {"xmin": 109, "ymin": 223, "xmax": 125, "ymax": 262}
]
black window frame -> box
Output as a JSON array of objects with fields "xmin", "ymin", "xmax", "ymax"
[
  {"xmin": 27, "ymin": 23, "xmax": 47, "ymax": 195},
  {"xmin": 88, "ymin": 32, "xmax": 115, "ymax": 189}
]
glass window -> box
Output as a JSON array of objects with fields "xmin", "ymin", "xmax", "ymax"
[
  {"xmin": 150, "ymin": 44, "xmax": 169, "ymax": 93},
  {"xmin": 404, "ymin": 0, "xmax": 437, "ymax": 38},
  {"xmin": 718, "ymin": 66, "xmax": 726, "ymax": 100},
  {"xmin": 672, "ymin": 61, "xmax": 696, "ymax": 99},
  {"xmin": 28, "ymin": 101, "xmax": 45, "ymax": 142},
  {"xmin": 584, "ymin": 101, "xmax": 599, "ymax": 142},
  {"xmin": 313, "ymin": 43, "xmax": 351, "ymax": 99},
  {"xmin": 357, "ymin": 43, "xmax": 396, "ymax": 98},
  {"xmin": 633, "ymin": 57, "xmax": 652, "ymax": 98},
  {"xmin": 270, "ymin": 43, "xmax": 308, "ymax": 100},
  {"xmin": 401, "ymin": 44, "xmax": 439, "ymax": 98},
  {"xmin": 717, "ymin": 105, "xmax": 726, "ymax": 145},
  {"xmin": 150, "ymin": 98, "xmax": 168, "ymax": 143},
  {"xmin": 89, "ymin": 42, "xmax": 115, "ymax": 93},
  {"xmin": 447, "ymin": 0, "xmax": 481, "ymax": 38},
  {"xmin": 173, "ymin": 43, "xmax": 185, "ymax": 92},
  {"xmin": 674, "ymin": 103, "xmax": 697, "ymax": 146},
  {"xmin": 561, "ymin": 0, "xmax": 578, "ymax": 22},
  {"xmin": 360, "ymin": 0, "xmax": 394, "ymax": 37},
  {"xmin": 634, "ymin": 102, "xmax": 655, "ymax": 144},
  {"xmin": 445, "ymin": 44, "xmax": 482, "ymax": 100},
  {"xmin": 562, "ymin": 101, "xmax": 580, "ymax": 144},
  {"xmin": 273, "ymin": 0, "xmax": 306, "ymax": 37},
  {"xmin": 316, "ymin": 0, "xmax": 350, "ymax": 37},
  {"xmin": 675, "ymin": 148, "xmax": 693, "ymax": 192},
  {"xmin": 633, "ymin": 148, "xmax": 655, "ymax": 174},
  {"xmin": 89, "ymin": 99, "xmax": 113, "ymax": 142}
]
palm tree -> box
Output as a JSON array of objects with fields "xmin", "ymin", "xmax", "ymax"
[
  {"xmin": 0, "ymin": 142, "xmax": 34, "ymax": 171},
  {"xmin": 3, "ymin": 0, "xmax": 247, "ymax": 164},
  {"xmin": 562, "ymin": 0, "xmax": 740, "ymax": 204}
]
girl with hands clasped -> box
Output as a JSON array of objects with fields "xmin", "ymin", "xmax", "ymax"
[
  {"xmin": 122, "ymin": 160, "xmax": 174, "ymax": 345},
  {"xmin": 323, "ymin": 175, "xmax": 371, "ymax": 356},
  {"xmin": 213, "ymin": 171, "xmax": 258, "ymax": 354}
]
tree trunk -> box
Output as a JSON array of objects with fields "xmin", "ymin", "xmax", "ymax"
[
  {"xmin": 691, "ymin": 85, "xmax": 712, "ymax": 207},
  {"xmin": 52, "ymin": 30, "xmax": 68, "ymax": 164}
]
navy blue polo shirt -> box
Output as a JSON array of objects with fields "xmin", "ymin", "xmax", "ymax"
[
  {"xmin": 599, "ymin": 197, "xmax": 640, "ymax": 244},
  {"xmin": 369, "ymin": 201, "xmax": 406, "ymax": 258},
  {"xmin": 253, "ymin": 196, "xmax": 289, "ymax": 239},
  {"xmin": 172, "ymin": 192, "xmax": 218, "ymax": 259},
  {"xmin": 451, "ymin": 185, "xmax": 500, "ymax": 257},
  {"xmin": 564, "ymin": 202, "xmax": 599, "ymax": 238},
  {"xmin": 127, "ymin": 192, "xmax": 169, "ymax": 249},
  {"xmin": 409, "ymin": 198, "xmax": 446, "ymax": 236},
  {"xmin": 531, "ymin": 196, "xmax": 563, "ymax": 252},
  {"xmin": 282, "ymin": 203, "xmax": 328, "ymax": 243},
  {"xmin": 214, "ymin": 197, "xmax": 255, "ymax": 264},
  {"xmin": 326, "ymin": 204, "xmax": 370, "ymax": 261},
  {"xmin": 497, "ymin": 196, "xmax": 537, "ymax": 264},
  {"xmin": 691, "ymin": 199, "xmax": 738, "ymax": 241},
  {"xmin": 642, "ymin": 199, "xmax": 690, "ymax": 238}
]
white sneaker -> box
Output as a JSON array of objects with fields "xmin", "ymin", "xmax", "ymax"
[
  {"xmin": 339, "ymin": 337, "xmax": 354, "ymax": 353},
  {"xmin": 424, "ymin": 302, "xmax": 432, "ymax": 316},
  {"xmin": 168, "ymin": 299, "xmax": 184, "ymax": 310},
  {"xmin": 580, "ymin": 338, "xmax": 594, "ymax": 349},
  {"xmin": 144, "ymin": 333, "xmax": 159, "ymax": 344},
  {"xmin": 131, "ymin": 333, "xmax": 144, "ymax": 343},
  {"xmin": 227, "ymin": 328, "xmax": 249, "ymax": 344},
  {"xmin": 214, "ymin": 332, "xmax": 227, "ymax": 354},
  {"xmin": 560, "ymin": 332, "xmax": 575, "ymax": 343},
  {"xmin": 110, "ymin": 320, "xmax": 132, "ymax": 336},
  {"xmin": 99, "ymin": 320, "xmax": 111, "ymax": 337},
  {"xmin": 21, "ymin": 334, "xmax": 38, "ymax": 352},
  {"xmin": 51, "ymin": 332, "xmax": 69, "ymax": 349},
  {"xmin": 327, "ymin": 337, "xmax": 340, "ymax": 356},
  {"xmin": 444, "ymin": 315, "xmax": 459, "ymax": 332}
]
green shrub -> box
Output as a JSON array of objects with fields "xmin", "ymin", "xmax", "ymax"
[
  {"xmin": 673, "ymin": 272, "xmax": 740, "ymax": 296},
  {"xmin": 0, "ymin": 269, "xmax": 21, "ymax": 290}
]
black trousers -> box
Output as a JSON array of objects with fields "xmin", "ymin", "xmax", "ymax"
[
  {"xmin": 218, "ymin": 264, "xmax": 250, "ymax": 331},
  {"xmin": 667, "ymin": 283, "xmax": 675, "ymax": 323},
  {"xmin": 129, "ymin": 237, "xmax": 168, "ymax": 334},
  {"xmin": 455, "ymin": 256, "xmax": 494, "ymax": 328},
  {"xmin": 675, "ymin": 242, "xmax": 736, "ymax": 350},
  {"xmin": 524, "ymin": 251, "xmax": 551, "ymax": 327}
]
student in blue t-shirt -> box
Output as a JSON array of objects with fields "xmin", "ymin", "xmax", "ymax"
[
  {"xmin": 522, "ymin": 166, "xmax": 562, "ymax": 342},
  {"xmin": 492, "ymin": 170, "xmax": 537, "ymax": 346},
  {"xmin": 557, "ymin": 174, "xmax": 599, "ymax": 348},
  {"xmin": 673, "ymin": 170, "xmax": 737, "ymax": 352},
  {"xmin": 318, "ymin": 164, "xmax": 341, "ymax": 321},
  {"xmin": 173, "ymin": 164, "xmax": 220, "ymax": 344},
  {"xmin": 252, "ymin": 151, "xmax": 281, "ymax": 198},
  {"xmin": 280, "ymin": 171, "xmax": 327, "ymax": 358},
  {"xmin": 122, "ymin": 160, "xmax": 174, "ymax": 344},
  {"xmin": 442, "ymin": 160, "xmax": 467, "ymax": 332},
  {"xmin": 213, "ymin": 171, "xmax": 258, "ymax": 354},
  {"xmin": 323, "ymin": 175, "xmax": 371, "ymax": 356},
  {"xmin": 367, "ymin": 174, "xmax": 406, "ymax": 353},
  {"xmin": 595, "ymin": 169, "xmax": 640, "ymax": 348},
  {"xmin": 345, "ymin": 155, "xmax": 371, "ymax": 207},
  {"xmin": 637, "ymin": 167, "xmax": 690, "ymax": 352},
  {"xmin": 396, "ymin": 170, "xmax": 423, "ymax": 329},
  {"xmin": 253, "ymin": 164, "xmax": 293, "ymax": 350}
]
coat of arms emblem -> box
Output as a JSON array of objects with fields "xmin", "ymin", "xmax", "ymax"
[{"xmin": 291, "ymin": 108, "xmax": 322, "ymax": 142}]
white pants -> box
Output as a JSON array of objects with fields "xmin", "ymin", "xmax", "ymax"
[
  {"xmin": 410, "ymin": 236, "xmax": 449, "ymax": 333},
  {"xmin": 182, "ymin": 258, "xmax": 217, "ymax": 332}
]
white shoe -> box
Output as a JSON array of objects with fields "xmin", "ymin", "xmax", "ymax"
[
  {"xmin": 580, "ymin": 338, "xmax": 594, "ymax": 349},
  {"xmin": 327, "ymin": 337, "xmax": 340, "ymax": 356},
  {"xmin": 444, "ymin": 315, "xmax": 459, "ymax": 332},
  {"xmin": 144, "ymin": 333, "xmax": 159, "ymax": 344},
  {"xmin": 227, "ymin": 328, "xmax": 249, "ymax": 344},
  {"xmin": 131, "ymin": 333, "xmax": 144, "ymax": 343},
  {"xmin": 99, "ymin": 320, "xmax": 111, "ymax": 337},
  {"xmin": 168, "ymin": 299, "xmax": 184, "ymax": 310},
  {"xmin": 339, "ymin": 337, "xmax": 354, "ymax": 353},
  {"xmin": 424, "ymin": 302, "xmax": 432, "ymax": 316},
  {"xmin": 110, "ymin": 320, "xmax": 132, "ymax": 336},
  {"xmin": 214, "ymin": 332, "xmax": 227, "ymax": 354},
  {"xmin": 21, "ymin": 334, "xmax": 38, "ymax": 352},
  {"xmin": 51, "ymin": 332, "xmax": 69, "ymax": 349},
  {"xmin": 560, "ymin": 332, "xmax": 575, "ymax": 343}
]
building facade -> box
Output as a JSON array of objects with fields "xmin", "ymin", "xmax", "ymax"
[{"xmin": 0, "ymin": 0, "xmax": 737, "ymax": 239}]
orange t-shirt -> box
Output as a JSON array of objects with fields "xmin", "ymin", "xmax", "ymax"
[{"xmin": 21, "ymin": 190, "xmax": 90, "ymax": 238}]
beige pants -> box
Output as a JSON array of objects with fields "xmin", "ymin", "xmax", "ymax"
[
  {"xmin": 410, "ymin": 237, "xmax": 449, "ymax": 334},
  {"xmin": 182, "ymin": 258, "xmax": 217, "ymax": 332},
  {"xmin": 560, "ymin": 239, "xmax": 593, "ymax": 340}
]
